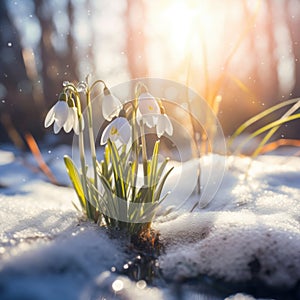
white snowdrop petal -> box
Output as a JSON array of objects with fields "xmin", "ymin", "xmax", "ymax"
[
  {"xmin": 73, "ymin": 111, "xmax": 79, "ymax": 135},
  {"xmin": 138, "ymin": 92, "xmax": 160, "ymax": 115},
  {"xmin": 102, "ymin": 94, "xmax": 122, "ymax": 121},
  {"xmin": 156, "ymin": 119, "xmax": 165, "ymax": 138},
  {"xmin": 63, "ymin": 108, "xmax": 74, "ymax": 133},
  {"xmin": 102, "ymin": 104, "xmax": 112, "ymax": 121},
  {"xmin": 100, "ymin": 122, "xmax": 112, "ymax": 145},
  {"xmin": 100, "ymin": 117, "xmax": 131, "ymax": 145},
  {"xmin": 137, "ymin": 98, "xmax": 149, "ymax": 115},
  {"xmin": 53, "ymin": 121, "xmax": 62, "ymax": 134},
  {"xmin": 144, "ymin": 115, "xmax": 157, "ymax": 128},
  {"xmin": 156, "ymin": 114, "xmax": 173, "ymax": 137},
  {"xmin": 118, "ymin": 119, "xmax": 131, "ymax": 144},
  {"xmin": 55, "ymin": 101, "xmax": 69, "ymax": 126},
  {"xmin": 71, "ymin": 107, "xmax": 78, "ymax": 122},
  {"xmin": 63, "ymin": 119, "xmax": 72, "ymax": 133},
  {"xmin": 112, "ymin": 94, "xmax": 122, "ymax": 108},
  {"xmin": 164, "ymin": 115, "xmax": 173, "ymax": 136},
  {"xmin": 44, "ymin": 106, "xmax": 55, "ymax": 128}
]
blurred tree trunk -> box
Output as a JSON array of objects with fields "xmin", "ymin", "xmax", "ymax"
[
  {"xmin": 35, "ymin": 0, "xmax": 80, "ymax": 102},
  {"xmin": 64, "ymin": 0, "xmax": 79, "ymax": 81},
  {"xmin": 287, "ymin": 0, "xmax": 300, "ymax": 98},
  {"xmin": 265, "ymin": 0, "xmax": 280, "ymax": 102},
  {"xmin": 125, "ymin": 0, "xmax": 148, "ymax": 78},
  {"xmin": 0, "ymin": 1, "xmax": 39, "ymax": 143},
  {"xmin": 34, "ymin": 0, "xmax": 60, "ymax": 106}
]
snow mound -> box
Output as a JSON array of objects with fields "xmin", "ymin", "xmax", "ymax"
[
  {"xmin": 0, "ymin": 180, "xmax": 125, "ymax": 300},
  {"xmin": 1, "ymin": 147, "xmax": 300, "ymax": 298},
  {"xmin": 0, "ymin": 223, "xmax": 125, "ymax": 300},
  {"xmin": 155, "ymin": 155, "xmax": 300, "ymax": 288},
  {"xmin": 0, "ymin": 150, "xmax": 125, "ymax": 299}
]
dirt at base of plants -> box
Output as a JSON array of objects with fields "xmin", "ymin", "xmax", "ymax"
[{"xmin": 108, "ymin": 228, "xmax": 163, "ymax": 284}]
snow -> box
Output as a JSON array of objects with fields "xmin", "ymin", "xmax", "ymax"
[
  {"xmin": 0, "ymin": 152, "xmax": 125, "ymax": 300},
  {"xmin": 0, "ymin": 146, "xmax": 300, "ymax": 299},
  {"xmin": 155, "ymin": 155, "xmax": 300, "ymax": 288}
]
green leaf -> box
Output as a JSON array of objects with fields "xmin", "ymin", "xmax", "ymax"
[
  {"xmin": 64, "ymin": 155, "xmax": 86, "ymax": 210},
  {"xmin": 108, "ymin": 140, "xmax": 126, "ymax": 200},
  {"xmin": 229, "ymin": 98, "xmax": 300, "ymax": 148},
  {"xmin": 96, "ymin": 171, "xmax": 118, "ymax": 219},
  {"xmin": 72, "ymin": 201, "xmax": 81, "ymax": 212},
  {"xmin": 149, "ymin": 140, "xmax": 160, "ymax": 188},
  {"xmin": 251, "ymin": 100, "xmax": 300, "ymax": 157},
  {"xmin": 235, "ymin": 113, "xmax": 300, "ymax": 154},
  {"xmin": 156, "ymin": 158, "xmax": 169, "ymax": 182},
  {"xmin": 135, "ymin": 185, "xmax": 151, "ymax": 203},
  {"xmin": 86, "ymin": 178, "xmax": 99, "ymax": 210},
  {"xmin": 154, "ymin": 166, "xmax": 174, "ymax": 202}
]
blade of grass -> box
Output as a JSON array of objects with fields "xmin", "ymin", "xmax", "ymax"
[
  {"xmin": 228, "ymin": 73, "xmax": 257, "ymax": 100},
  {"xmin": 25, "ymin": 133, "xmax": 58, "ymax": 185},
  {"xmin": 108, "ymin": 140, "xmax": 126, "ymax": 200},
  {"xmin": 149, "ymin": 140, "xmax": 160, "ymax": 189},
  {"xmin": 64, "ymin": 155, "xmax": 86, "ymax": 209},
  {"xmin": 251, "ymin": 100, "xmax": 300, "ymax": 157},
  {"xmin": 154, "ymin": 166, "xmax": 174, "ymax": 202},
  {"xmin": 96, "ymin": 171, "xmax": 118, "ymax": 221},
  {"xmin": 229, "ymin": 98, "xmax": 300, "ymax": 148},
  {"xmin": 235, "ymin": 113, "xmax": 300, "ymax": 154},
  {"xmin": 259, "ymin": 138, "xmax": 300, "ymax": 154}
]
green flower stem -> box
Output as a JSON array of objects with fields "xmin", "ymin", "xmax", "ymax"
[
  {"xmin": 135, "ymin": 83, "xmax": 149, "ymax": 185},
  {"xmin": 86, "ymin": 90, "xmax": 98, "ymax": 205},
  {"xmin": 78, "ymin": 120, "xmax": 92, "ymax": 219},
  {"xmin": 139, "ymin": 123, "xmax": 148, "ymax": 185},
  {"xmin": 85, "ymin": 79, "xmax": 107, "ymax": 199},
  {"xmin": 71, "ymin": 93, "xmax": 93, "ymax": 219},
  {"xmin": 131, "ymin": 96, "xmax": 139, "ymax": 201},
  {"xmin": 90, "ymin": 79, "xmax": 106, "ymax": 92}
]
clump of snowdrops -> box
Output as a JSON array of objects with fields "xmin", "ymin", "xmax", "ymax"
[{"xmin": 44, "ymin": 76, "xmax": 174, "ymax": 235}]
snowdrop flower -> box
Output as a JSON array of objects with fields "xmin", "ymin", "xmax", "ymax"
[
  {"xmin": 44, "ymin": 93, "xmax": 69, "ymax": 134},
  {"xmin": 76, "ymin": 81, "xmax": 88, "ymax": 93},
  {"xmin": 63, "ymin": 103, "xmax": 84, "ymax": 135},
  {"xmin": 100, "ymin": 117, "xmax": 131, "ymax": 145},
  {"xmin": 102, "ymin": 87, "xmax": 123, "ymax": 121},
  {"xmin": 63, "ymin": 106, "xmax": 78, "ymax": 134},
  {"xmin": 137, "ymin": 92, "xmax": 160, "ymax": 128},
  {"xmin": 137, "ymin": 92, "xmax": 173, "ymax": 137},
  {"xmin": 157, "ymin": 114, "xmax": 173, "ymax": 138},
  {"xmin": 44, "ymin": 94, "xmax": 83, "ymax": 135}
]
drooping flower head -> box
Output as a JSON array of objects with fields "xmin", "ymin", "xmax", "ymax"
[
  {"xmin": 44, "ymin": 92, "xmax": 69, "ymax": 134},
  {"xmin": 44, "ymin": 93, "xmax": 83, "ymax": 135},
  {"xmin": 102, "ymin": 87, "xmax": 123, "ymax": 121},
  {"xmin": 63, "ymin": 97, "xmax": 83, "ymax": 135},
  {"xmin": 157, "ymin": 114, "xmax": 173, "ymax": 138},
  {"xmin": 136, "ymin": 92, "xmax": 173, "ymax": 137},
  {"xmin": 137, "ymin": 92, "xmax": 160, "ymax": 128},
  {"xmin": 100, "ymin": 117, "xmax": 131, "ymax": 145}
]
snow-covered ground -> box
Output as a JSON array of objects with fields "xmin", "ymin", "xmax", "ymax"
[{"xmin": 0, "ymin": 145, "xmax": 299, "ymax": 300}]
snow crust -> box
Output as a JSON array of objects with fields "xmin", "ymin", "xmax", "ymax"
[
  {"xmin": 0, "ymin": 147, "xmax": 300, "ymax": 299},
  {"xmin": 155, "ymin": 155, "xmax": 300, "ymax": 287},
  {"xmin": 0, "ymin": 152, "xmax": 125, "ymax": 300}
]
